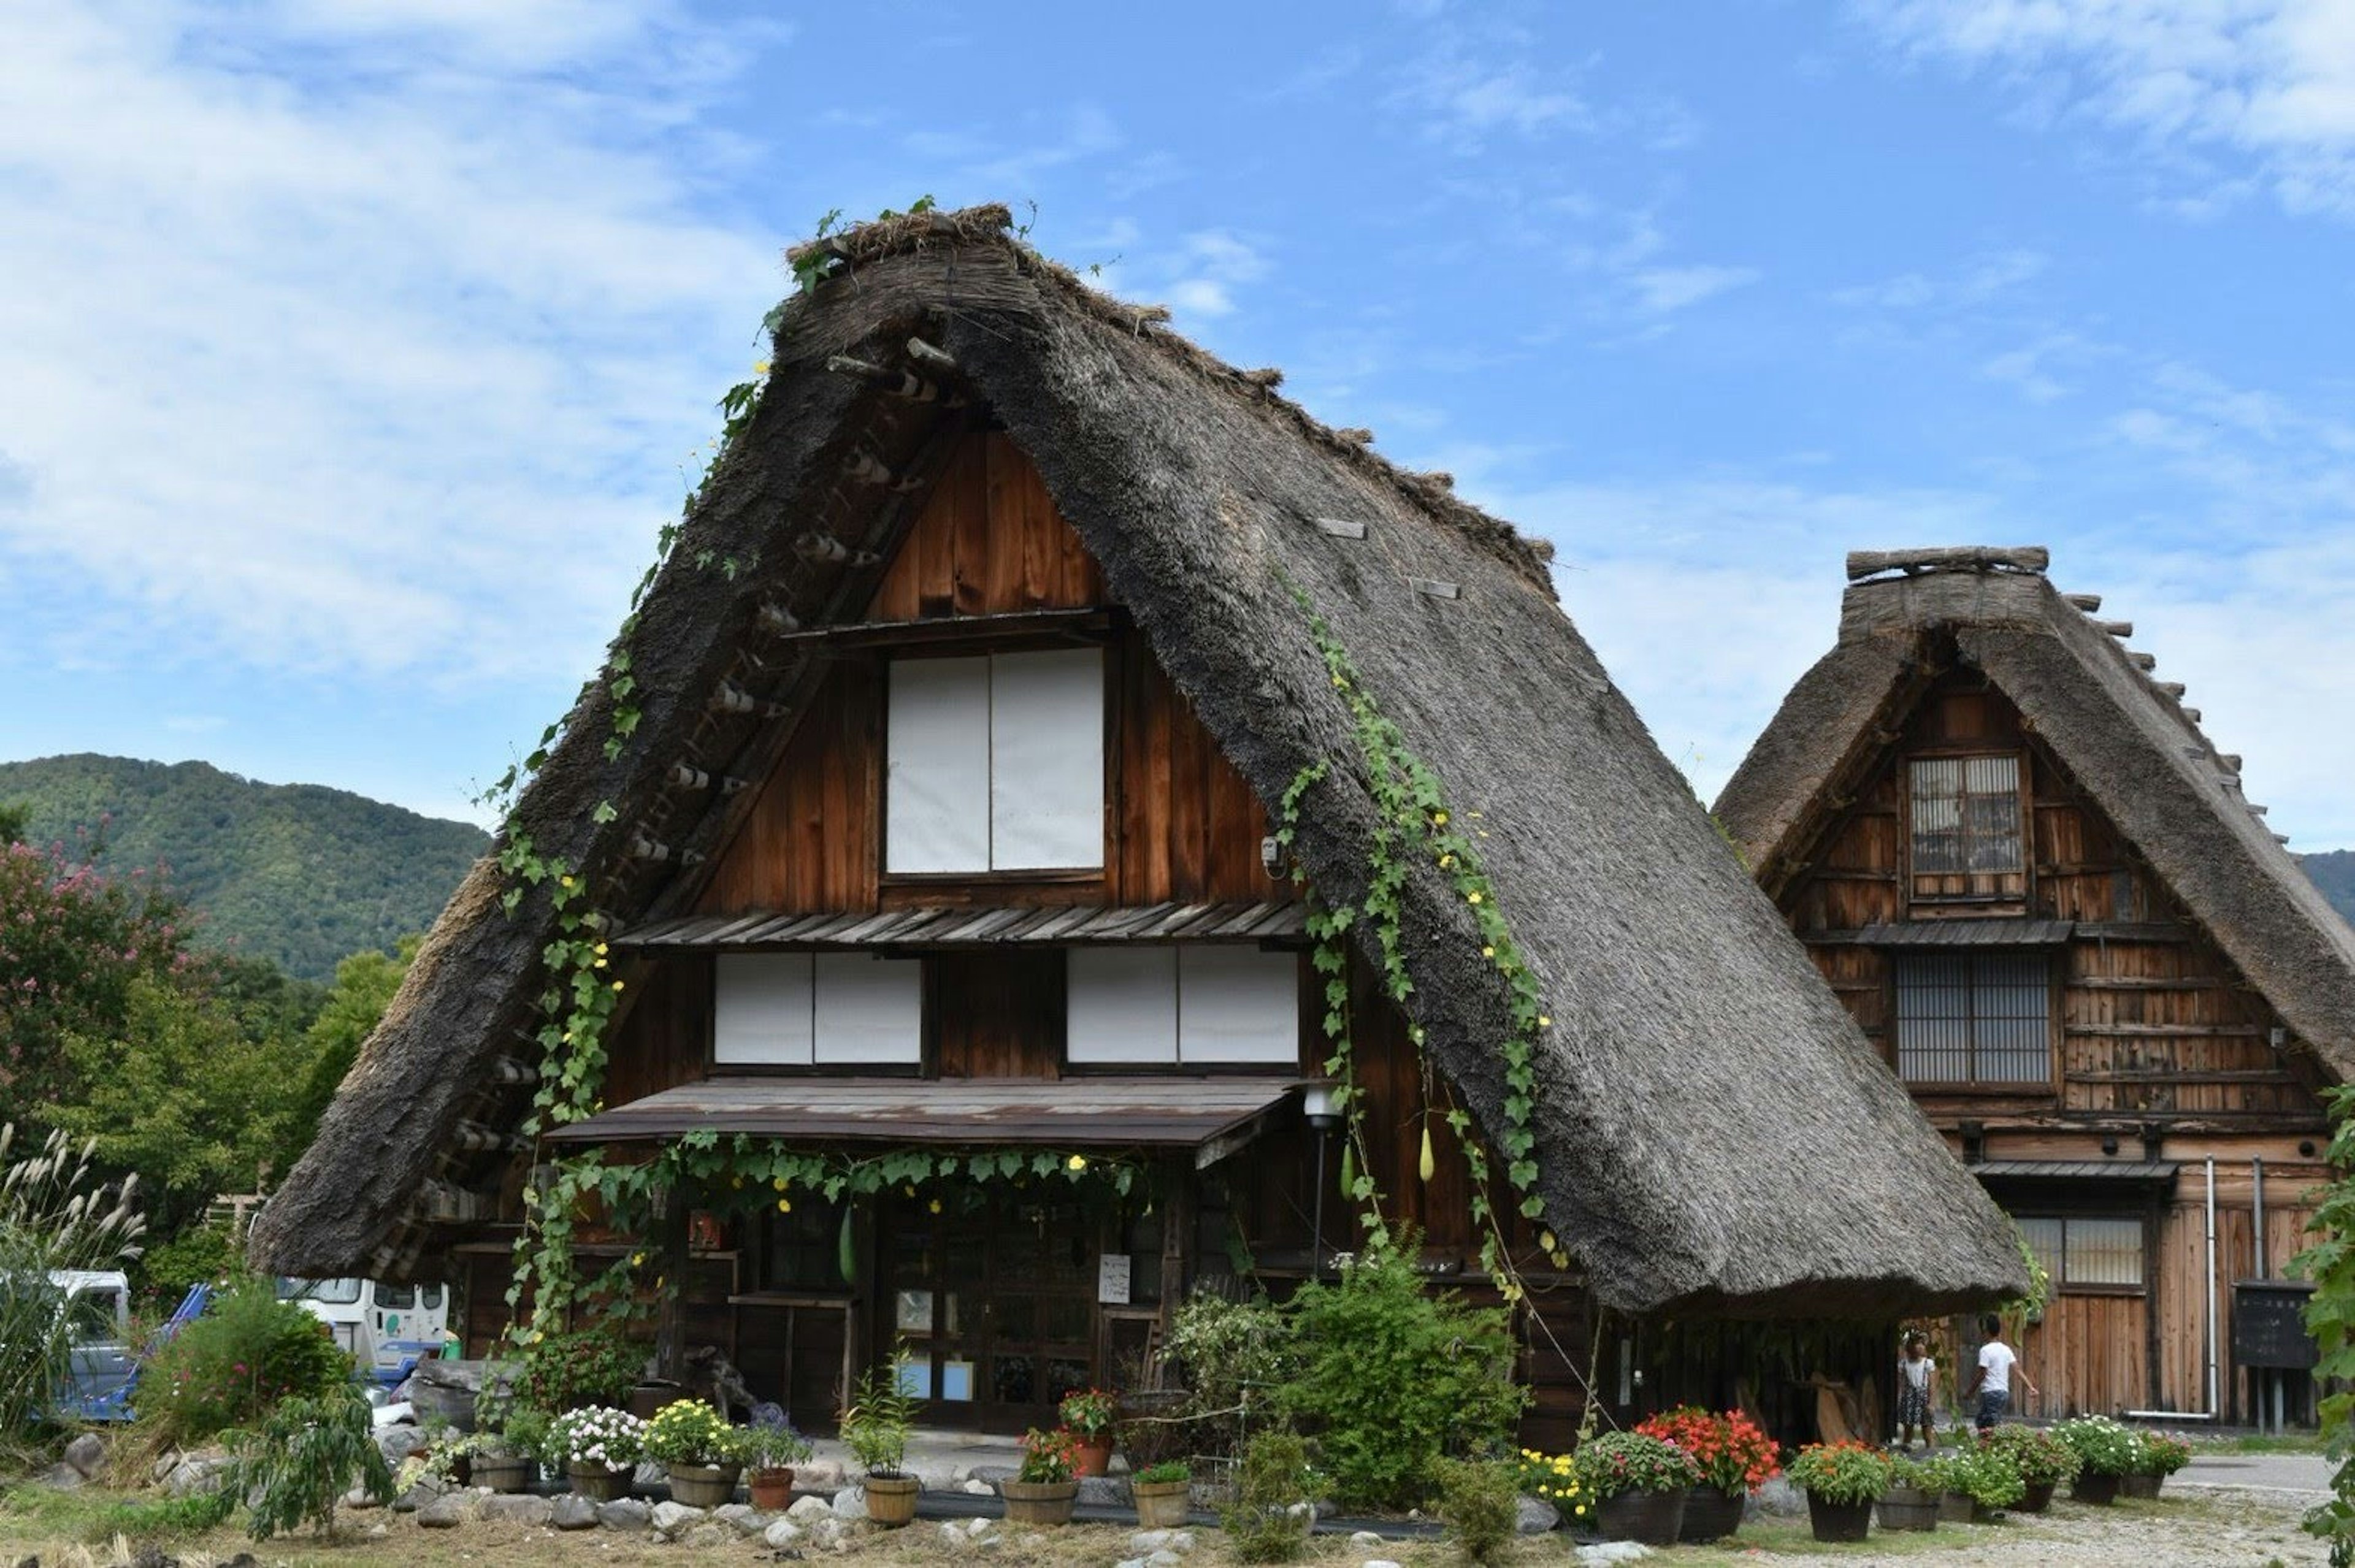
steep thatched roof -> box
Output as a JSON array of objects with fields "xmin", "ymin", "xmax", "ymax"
[
  {"xmin": 250, "ymin": 205, "xmax": 2022, "ymax": 1316},
  {"xmin": 1716, "ymin": 546, "xmax": 2355, "ymax": 1080}
]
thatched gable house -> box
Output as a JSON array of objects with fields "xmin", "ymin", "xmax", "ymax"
[
  {"xmin": 253, "ymin": 207, "xmax": 2018, "ymax": 1440},
  {"xmin": 1718, "ymin": 545, "xmax": 2353, "ymax": 1421}
]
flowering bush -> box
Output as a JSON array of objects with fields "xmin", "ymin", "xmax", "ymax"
[
  {"xmin": 549, "ymin": 1405, "xmax": 646, "ymax": 1470},
  {"xmin": 741, "ymin": 1421, "xmax": 813, "ymax": 1470},
  {"xmin": 1634, "ymin": 1407, "xmax": 1780, "ymax": 1494},
  {"xmin": 1515, "ymin": 1448, "xmax": 1594, "ymax": 1524},
  {"xmin": 1786, "ymin": 1440, "xmax": 1895, "ymax": 1505},
  {"xmin": 137, "ymin": 1277, "xmax": 353, "ymax": 1447},
  {"xmin": 1573, "ymin": 1431, "xmax": 1702, "ymax": 1499},
  {"xmin": 641, "ymin": 1399, "xmax": 740, "ymax": 1467},
  {"xmin": 1017, "ymin": 1426, "xmax": 1079, "ymax": 1484},
  {"xmin": 2054, "ymin": 1415, "xmax": 2138, "ymax": 1476},
  {"xmin": 1946, "ymin": 1445, "xmax": 2026, "ymax": 1509},
  {"xmin": 2136, "ymin": 1432, "xmax": 2194, "ymax": 1477},
  {"xmin": 513, "ymin": 1325, "xmax": 645, "ymax": 1411},
  {"xmin": 1058, "ymin": 1387, "xmax": 1116, "ymax": 1436},
  {"xmin": 1981, "ymin": 1423, "xmax": 2080, "ymax": 1486},
  {"xmin": 1886, "ymin": 1455, "xmax": 1940, "ymax": 1494}
]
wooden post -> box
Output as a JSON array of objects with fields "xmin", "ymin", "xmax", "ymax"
[{"xmin": 653, "ymin": 1188, "xmax": 691, "ymax": 1382}]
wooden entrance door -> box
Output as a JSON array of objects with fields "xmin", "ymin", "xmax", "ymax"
[{"xmin": 883, "ymin": 1191, "xmax": 1098, "ymax": 1431}]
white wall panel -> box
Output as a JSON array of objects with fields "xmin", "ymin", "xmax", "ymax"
[
  {"xmin": 887, "ymin": 657, "xmax": 991, "ymax": 873},
  {"xmin": 989, "ymin": 649, "xmax": 1105, "ymax": 870},
  {"xmin": 813, "ymin": 954, "xmax": 924, "ymax": 1064},
  {"xmin": 1178, "ymin": 946, "xmax": 1299, "ymax": 1064},
  {"xmin": 714, "ymin": 953, "xmax": 814, "ymax": 1066},
  {"xmin": 1066, "ymin": 947, "xmax": 1179, "ymax": 1064}
]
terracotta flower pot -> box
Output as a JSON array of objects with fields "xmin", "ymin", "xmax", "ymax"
[
  {"xmin": 2072, "ymin": 1472, "xmax": 2121, "ymax": 1506},
  {"xmin": 2018, "ymin": 1480, "xmax": 2055, "ymax": 1513},
  {"xmin": 748, "ymin": 1467, "xmax": 795, "ymax": 1510},
  {"xmin": 473, "ymin": 1456, "xmax": 532, "ymax": 1494},
  {"xmin": 1132, "ymin": 1479, "xmax": 1191, "ymax": 1529},
  {"xmin": 567, "ymin": 1462, "xmax": 632, "ymax": 1502},
  {"xmin": 1678, "ymin": 1485, "xmax": 1744, "ymax": 1542},
  {"xmin": 2120, "ymin": 1472, "xmax": 2162, "ymax": 1499},
  {"xmin": 1595, "ymin": 1487, "xmax": 1687, "ymax": 1546},
  {"xmin": 1071, "ymin": 1437, "xmax": 1114, "ymax": 1478},
  {"xmin": 1001, "ymin": 1478, "xmax": 1080, "ymax": 1526},
  {"xmin": 864, "ymin": 1474, "xmax": 921, "ymax": 1528},
  {"xmin": 666, "ymin": 1461, "xmax": 740, "ymax": 1509},
  {"xmin": 1806, "ymin": 1494, "xmax": 1874, "ymax": 1543},
  {"xmin": 1877, "ymin": 1485, "xmax": 1940, "ymax": 1532}
]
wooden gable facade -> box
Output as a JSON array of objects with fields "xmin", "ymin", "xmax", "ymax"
[{"xmin": 1723, "ymin": 551, "xmax": 2341, "ymax": 1425}]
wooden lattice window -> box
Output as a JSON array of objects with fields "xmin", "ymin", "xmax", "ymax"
[
  {"xmin": 1893, "ymin": 951, "xmax": 2052, "ymax": 1085},
  {"xmin": 2015, "ymin": 1215, "xmax": 2145, "ymax": 1290},
  {"xmin": 1909, "ymin": 754, "xmax": 2025, "ymax": 901}
]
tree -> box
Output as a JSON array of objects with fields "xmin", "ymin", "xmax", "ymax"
[
  {"xmin": 275, "ymin": 937, "xmax": 416, "ymax": 1179},
  {"xmin": 0, "ymin": 802, "xmax": 26, "ymax": 847}
]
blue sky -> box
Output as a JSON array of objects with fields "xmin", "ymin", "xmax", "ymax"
[{"xmin": 2, "ymin": 0, "xmax": 2352, "ymax": 849}]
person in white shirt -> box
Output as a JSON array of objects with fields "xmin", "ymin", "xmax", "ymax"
[
  {"xmin": 1964, "ymin": 1312, "xmax": 2037, "ymax": 1430},
  {"xmin": 1894, "ymin": 1330, "xmax": 1939, "ymax": 1450}
]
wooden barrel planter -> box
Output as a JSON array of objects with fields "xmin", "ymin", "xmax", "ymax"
[
  {"xmin": 863, "ymin": 1475, "xmax": 921, "ymax": 1529},
  {"xmin": 1595, "ymin": 1488, "xmax": 1687, "ymax": 1547},
  {"xmin": 2017, "ymin": 1480, "xmax": 2056, "ymax": 1514},
  {"xmin": 1937, "ymin": 1491, "xmax": 1975, "ymax": 1525},
  {"xmin": 1001, "ymin": 1479, "xmax": 1079, "ymax": 1526},
  {"xmin": 2072, "ymin": 1472, "xmax": 2121, "ymax": 1506},
  {"xmin": 1677, "ymin": 1485, "xmax": 1744, "ymax": 1543},
  {"xmin": 1806, "ymin": 1494, "xmax": 1874, "ymax": 1543},
  {"xmin": 665, "ymin": 1463, "xmax": 740, "ymax": 1509},
  {"xmin": 1133, "ymin": 1480, "xmax": 1191, "ymax": 1530},
  {"xmin": 567, "ymin": 1463, "xmax": 632, "ymax": 1502},
  {"xmin": 472, "ymin": 1456, "xmax": 532, "ymax": 1494},
  {"xmin": 1877, "ymin": 1485, "xmax": 1940, "ymax": 1532},
  {"xmin": 2120, "ymin": 1473, "xmax": 2163, "ymax": 1500}
]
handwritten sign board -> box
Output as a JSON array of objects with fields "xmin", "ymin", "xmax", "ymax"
[
  {"xmin": 1097, "ymin": 1253, "xmax": 1132, "ymax": 1306},
  {"xmin": 2232, "ymin": 1279, "xmax": 2319, "ymax": 1370}
]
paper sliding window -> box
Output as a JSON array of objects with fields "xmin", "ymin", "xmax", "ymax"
[
  {"xmin": 887, "ymin": 649, "xmax": 1104, "ymax": 874},
  {"xmin": 1066, "ymin": 946, "xmax": 1298, "ymax": 1065},
  {"xmin": 714, "ymin": 953, "xmax": 921, "ymax": 1066}
]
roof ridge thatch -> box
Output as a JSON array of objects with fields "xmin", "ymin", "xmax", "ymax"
[
  {"xmin": 1715, "ymin": 547, "xmax": 2355, "ymax": 1079},
  {"xmin": 252, "ymin": 208, "xmax": 2022, "ymax": 1317}
]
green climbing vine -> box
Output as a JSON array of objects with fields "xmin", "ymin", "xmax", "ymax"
[
  {"xmin": 1274, "ymin": 592, "xmax": 1565, "ymax": 1297},
  {"xmin": 2292, "ymin": 1085, "xmax": 2355, "ymax": 1562}
]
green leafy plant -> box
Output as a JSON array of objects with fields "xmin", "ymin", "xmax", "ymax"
[
  {"xmin": 137, "ymin": 1275, "xmax": 353, "ymax": 1448},
  {"xmin": 2297, "ymin": 1082, "xmax": 2355, "ymax": 1559},
  {"xmin": 224, "ymin": 1383, "xmax": 396, "ymax": 1539},
  {"xmin": 1059, "ymin": 1386, "xmax": 1116, "ymax": 1437},
  {"xmin": 1515, "ymin": 1447, "xmax": 1593, "ymax": 1526},
  {"xmin": 1164, "ymin": 1290, "xmax": 1300, "ymax": 1457},
  {"xmin": 2137, "ymin": 1432, "xmax": 2194, "ymax": 1477},
  {"xmin": 1785, "ymin": 1440, "xmax": 1894, "ymax": 1505},
  {"xmin": 1945, "ymin": 1444, "xmax": 2026, "ymax": 1509},
  {"xmin": 1433, "ymin": 1458, "xmax": 1519, "ymax": 1564},
  {"xmin": 1276, "ymin": 1239, "xmax": 1525, "ymax": 1510},
  {"xmin": 512, "ymin": 1323, "xmax": 646, "ymax": 1410},
  {"xmin": 742, "ymin": 1421, "xmax": 813, "ymax": 1470},
  {"xmin": 1574, "ymin": 1430, "xmax": 1703, "ymax": 1499},
  {"xmin": 1135, "ymin": 1460, "xmax": 1191, "ymax": 1485},
  {"xmin": 0, "ymin": 1123, "xmax": 145, "ymax": 1455},
  {"xmin": 500, "ymin": 1404, "xmax": 555, "ymax": 1464},
  {"xmin": 1018, "ymin": 1426, "xmax": 1079, "ymax": 1484},
  {"xmin": 1982, "ymin": 1423, "xmax": 2080, "ymax": 1486},
  {"xmin": 841, "ymin": 1353, "xmax": 920, "ymax": 1478},
  {"xmin": 1886, "ymin": 1455, "xmax": 1938, "ymax": 1494},
  {"xmin": 641, "ymin": 1398, "xmax": 740, "ymax": 1467},
  {"xmin": 2054, "ymin": 1415, "xmax": 2140, "ymax": 1477},
  {"xmin": 1220, "ymin": 1429, "xmax": 1325, "ymax": 1565}
]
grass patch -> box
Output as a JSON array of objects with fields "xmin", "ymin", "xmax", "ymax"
[{"xmin": 2219, "ymin": 1432, "xmax": 2329, "ymax": 1455}]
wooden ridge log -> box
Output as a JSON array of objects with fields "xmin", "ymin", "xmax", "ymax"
[
  {"xmin": 1846, "ymin": 545, "xmax": 2050, "ymax": 580},
  {"xmin": 2096, "ymin": 620, "xmax": 2134, "ymax": 637},
  {"xmin": 2127, "ymin": 651, "xmax": 2157, "ymax": 670},
  {"xmin": 2065, "ymin": 592, "xmax": 2103, "ymax": 611}
]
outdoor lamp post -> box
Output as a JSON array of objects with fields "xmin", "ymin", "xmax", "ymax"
[{"xmin": 1303, "ymin": 1084, "xmax": 1341, "ymax": 1281}]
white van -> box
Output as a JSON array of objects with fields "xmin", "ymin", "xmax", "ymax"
[
  {"xmin": 50, "ymin": 1269, "xmax": 134, "ymax": 1421},
  {"xmin": 277, "ymin": 1277, "xmax": 450, "ymax": 1384}
]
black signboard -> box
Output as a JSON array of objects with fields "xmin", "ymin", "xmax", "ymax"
[{"xmin": 2233, "ymin": 1279, "xmax": 2319, "ymax": 1371}]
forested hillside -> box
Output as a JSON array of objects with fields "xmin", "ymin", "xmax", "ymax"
[
  {"xmin": 0, "ymin": 754, "xmax": 485, "ymax": 981},
  {"xmin": 2305, "ymin": 849, "xmax": 2355, "ymax": 932}
]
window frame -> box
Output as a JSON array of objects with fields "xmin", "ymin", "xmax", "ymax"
[
  {"xmin": 1904, "ymin": 748, "xmax": 2031, "ymax": 906},
  {"xmin": 710, "ymin": 951, "xmax": 928, "ymax": 1075},
  {"xmin": 1063, "ymin": 944, "xmax": 1305, "ymax": 1072},
  {"xmin": 1889, "ymin": 948, "xmax": 2059, "ymax": 1093},
  {"xmin": 2013, "ymin": 1212, "xmax": 2149, "ymax": 1296}
]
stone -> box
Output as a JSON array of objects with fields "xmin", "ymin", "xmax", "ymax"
[
  {"xmin": 376, "ymin": 1426, "xmax": 430, "ymax": 1465},
  {"xmin": 829, "ymin": 1485, "xmax": 866, "ymax": 1519},
  {"xmin": 796, "ymin": 1458, "xmax": 846, "ymax": 1488},
  {"xmin": 962, "ymin": 1478, "xmax": 993, "ymax": 1496},
  {"xmin": 968, "ymin": 1464, "xmax": 1019, "ymax": 1490},
  {"xmin": 1747, "ymin": 1477, "xmax": 1806, "ymax": 1519},
  {"xmin": 161, "ymin": 1458, "xmax": 229, "ymax": 1499},
  {"xmin": 481, "ymin": 1493, "xmax": 554, "ymax": 1526},
  {"xmin": 965, "ymin": 1517, "xmax": 993, "ymax": 1538},
  {"xmin": 650, "ymin": 1500, "xmax": 707, "ymax": 1540},
  {"xmin": 763, "ymin": 1519, "xmax": 806, "ymax": 1550},
  {"xmin": 684, "ymin": 1524, "xmax": 735, "ymax": 1550},
  {"xmin": 366, "ymin": 1523, "xmax": 387, "ymax": 1539},
  {"xmin": 1516, "ymin": 1495, "xmax": 1560, "ymax": 1534},
  {"xmin": 597, "ymin": 1498, "xmax": 653, "ymax": 1531},
  {"xmin": 1574, "ymin": 1545, "xmax": 1652, "ymax": 1567},
  {"xmin": 343, "ymin": 1484, "xmax": 385, "ymax": 1510},
  {"xmin": 128, "ymin": 1546, "xmax": 174, "ymax": 1568},
  {"xmin": 713, "ymin": 1502, "xmax": 770, "ymax": 1536},
  {"xmin": 551, "ymin": 1494, "xmax": 599, "ymax": 1531},
  {"xmin": 392, "ymin": 1474, "xmax": 453, "ymax": 1513},
  {"xmin": 37, "ymin": 1467, "xmax": 82, "ymax": 1491},
  {"xmin": 152, "ymin": 1451, "xmax": 180, "ymax": 1483},
  {"xmin": 1146, "ymin": 1552, "xmax": 1182, "ymax": 1568},
  {"xmin": 62, "ymin": 1433, "xmax": 107, "ymax": 1480},
  {"xmin": 1361, "ymin": 1560, "xmax": 1404, "ymax": 1568},
  {"xmin": 786, "ymin": 1494, "xmax": 835, "ymax": 1524},
  {"xmin": 417, "ymin": 1496, "xmax": 469, "ymax": 1529},
  {"xmin": 1347, "ymin": 1532, "xmax": 1384, "ymax": 1551},
  {"xmin": 936, "ymin": 1522, "xmax": 969, "ymax": 1551},
  {"xmin": 1077, "ymin": 1475, "xmax": 1131, "ymax": 1509},
  {"xmin": 805, "ymin": 1516, "xmax": 849, "ymax": 1551},
  {"xmin": 1117, "ymin": 1558, "xmax": 1146, "ymax": 1568}
]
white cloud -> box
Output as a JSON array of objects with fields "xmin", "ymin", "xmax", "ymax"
[{"xmin": 1629, "ymin": 264, "xmax": 1761, "ymax": 314}]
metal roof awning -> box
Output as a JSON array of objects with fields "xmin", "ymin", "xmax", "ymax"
[
  {"xmin": 1806, "ymin": 919, "xmax": 2077, "ymax": 948},
  {"xmin": 1966, "ymin": 1159, "xmax": 2180, "ymax": 1188},
  {"xmin": 613, "ymin": 901, "xmax": 1308, "ymax": 951},
  {"xmin": 543, "ymin": 1077, "xmax": 1301, "ymax": 1169}
]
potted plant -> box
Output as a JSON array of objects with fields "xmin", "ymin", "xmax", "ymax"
[
  {"xmin": 1515, "ymin": 1448, "xmax": 1594, "ymax": 1533},
  {"xmin": 549, "ymin": 1404, "xmax": 645, "ymax": 1501},
  {"xmin": 1132, "ymin": 1461, "xmax": 1192, "ymax": 1529},
  {"xmin": 471, "ymin": 1407, "xmax": 551, "ymax": 1493},
  {"xmin": 2122, "ymin": 1432, "xmax": 2191, "ymax": 1499},
  {"xmin": 1003, "ymin": 1427, "xmax": 1082, "ymax": 1526},
  {"xmin": 2054, "ymin": 1415, "xmax": 2135, "ymax": 1505},
  {"xmin": 643, "ymin": 1398, "xmax": 743, "ymax": 1508},
  {"xmin": 1574, "ymin": 1431, "xmax": 1701, "ymax": 1546},
  {"xmin": 1788, "ymin": 1440, "xmax": 1893, "ymax": 1543},
  {"xmin": 1982, "ymin": 1423, "xmax": 2077, "ymax": 1513},
  {"xmin": 1059, "ymin": 1388, "xmax": 1118, "ymax": 1478},
  {"xmin": 742, "ymin": 1422, "xmax": 814, "ymax": 1511},
  {"xmin": 841, "ymin": 1355, "xmax": 922, "ymax": 1528},
  {"xmin": 513, "ymin": 1325, "xmax": 647, "ymax": 1413},
  {"xmin": 1877, "ymin": 1456, "xmax": 1941, "ymax": 1532},
  {"xmin": 1634, "ymin": 1406, "xmax": 1779, "ymax": 1542},
  {"xmin": 1942, "ymin": 1444, "xmax": 2026, "ymax": 1522}
]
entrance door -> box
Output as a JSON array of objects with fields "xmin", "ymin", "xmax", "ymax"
[{"xmin": 884, "ymin": 1191, "xmax": 1098, "ymax": 1430}]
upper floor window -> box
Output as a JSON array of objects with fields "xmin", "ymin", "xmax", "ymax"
[
  {"xmin": 1893, "ymin": 950, "xmax": 2051, "ymax": 1085},
  {"xmin": 887, "ymin": 650, "xmax": 1104, "ymax": 874},
  {"xmin": 1066, "ymin": 945, "xmax": 1298, "ymax": 1066},
  {"xmin": 1909, "ymin": 754, "xmax": 2024, "ymax": 901},
  {"xmin": 714, "ymin": 952, "xmax": 922, "ymax": 1067},
  {"xmin": 2015, "ymin": 1214, "xmax": 2145, "ymax": 1290}
]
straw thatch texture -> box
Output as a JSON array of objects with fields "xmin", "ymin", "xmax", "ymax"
[
  {"xmin": 1716, "ymin": 559, "xmax": 2355, "ymax": 1080},
  {"xmin": 252, "ymin": 208, "xmax": 2023, "ymax": 1315}
]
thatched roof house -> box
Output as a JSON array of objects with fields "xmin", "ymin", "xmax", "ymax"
[{"xmin": 251, "ymin": 205, "xmax": 2021, "ymax": 1320}]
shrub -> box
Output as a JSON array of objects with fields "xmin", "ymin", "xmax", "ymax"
[
  {"xmin": 641, "ymin": 1398, "xmax": 740, "ymax": 1467},
  {"xmin": 1786, "ymin": 1440, "xmax": 1894, "ymax": 1505},
  {"xmin": 226, "ymin": 1383, "xmax": 395, "ymax": 1540},
  {"xmin": 1164, "ymin": 1290, "xmax": 1299, "ymax": 1457},
  {"xmin": 1276, "ymin": 1245, "xmax": 1525, "ymax": 1510},
  {"xmin": 1574, "ymin": 1431, "xmax": 1702, "ymax": 1499},
  {"xmin": 511, "ymin": 1324, "xmax": 645, "ymax": 1411},
  {"xmin": 134, "ymin": 1220, "xmax": 240, "ymax": 1312},
  {"xmin": 2054, "ymin": 1415, "xmax": 2139, "ymax": 1476},
  {"xmin": 1220, "ymin": 1428, "xmax": 1324, "ymax": 1565},
  {"xmin": 1982, "ymin": 1423, "xmax": 2079, "ymax": 1486},
  {"xmin": 1634, "ymin": 1406, "xmax": 1780, "ymax": 1493},
  {"xmin": 2138, "ymin": 1432, "xmax": 2194, "ymax": 1476},
  {"xmin": 1515, "ymin": 1447, "xmax": 1594, "ymax": 1528},
  {"xmin": 137, "ymin": 1275, "xmax": 351, "ymax": 1447},
  {"xmin": 1946, "ymin": 1445, "xmax": 2026, "ymax": 1509},
  {"xmin": 1018, "ymin": 1426, "xmax": 1079, "ymax": 1484},
  {"xmin": 1433, "ymin": 1458, "xmax": 1519, "ymax": 1564},
  {"xmin": 0, "ymin": 1124, "xmax": 145, "ymax": 1453}
]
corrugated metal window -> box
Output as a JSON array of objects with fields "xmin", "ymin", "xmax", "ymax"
[
  {"xmin": 1894, "ymin": 950, "xmax": 2051, "ymax": 1083},
  {"xmin": 2010, "ymin": 1214, "xmax": 2144, "ymax": 1290},
  {"xmin": 1910, "ymin": 754, "xmax": 2023, "ymax": 878}
]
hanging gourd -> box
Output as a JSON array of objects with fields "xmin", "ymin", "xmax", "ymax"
[
  {"xmin": 1338, "ymin": 1141, "xmax": 1355, "ymax": 1199},
  {"xmin": 837, "ymin": 1206, "xmax": 857, "ymax": 1285},
  {"xmin": 1419, "ymin": 1120, "xmax": 1437, "ymax": 1184}
]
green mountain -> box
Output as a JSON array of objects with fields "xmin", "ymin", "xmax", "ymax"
[
  {"xmin": 2305, "ymin": 850, "xmax": 2355, "ymax": 933},
  {"xmin": 0, "ymin": 754, "xmax": 486, "ymax": 982}
]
